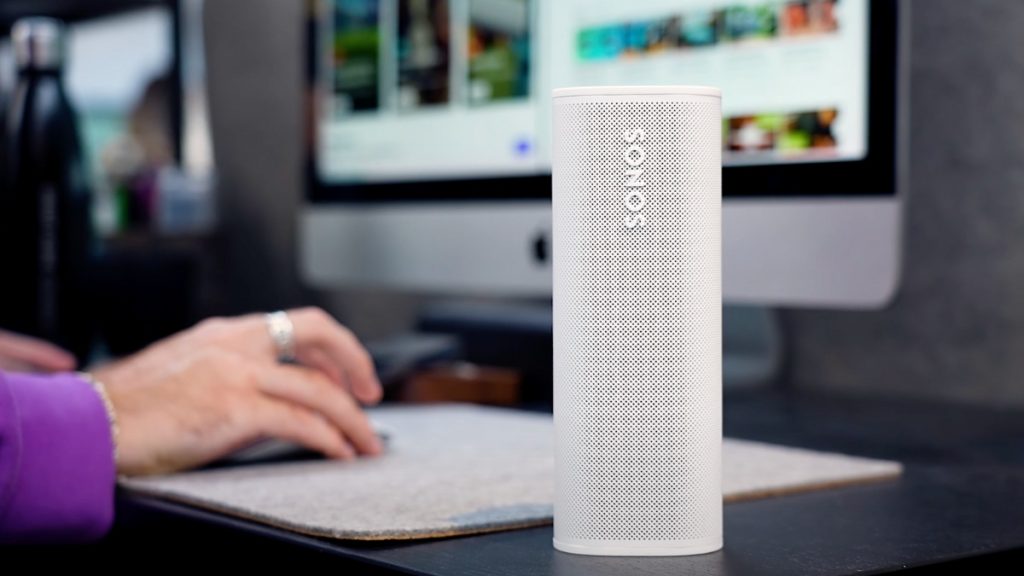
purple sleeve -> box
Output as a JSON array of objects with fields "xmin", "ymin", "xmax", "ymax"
[{"xmin": 0, "ymin": 371, "xmax": 116, "ymax": 543}]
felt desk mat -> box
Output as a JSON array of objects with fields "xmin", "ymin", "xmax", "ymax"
[{"xmin": 121, "ymin": 404, "xmax": 902, "ymax": 541}]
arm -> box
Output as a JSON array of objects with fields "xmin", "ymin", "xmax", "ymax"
[
  {"xmin": 0, "ymin": 307, "xmax": 381, "ymax": 542},
  {"xmin": 0, "ymin": 371, "xmax": 115, "ymax": 544}
]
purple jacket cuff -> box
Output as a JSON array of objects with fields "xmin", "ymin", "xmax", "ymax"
[{"xmin": 0, "ymin": 371, "xmax": 116, "ymax": 543}]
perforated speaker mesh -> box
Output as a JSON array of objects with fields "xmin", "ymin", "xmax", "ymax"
[{"xmin": 552, "ymin": 91, "xmax": 722, "ymax": 550}]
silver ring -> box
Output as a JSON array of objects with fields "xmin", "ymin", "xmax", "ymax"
[{"xmin": 265, "ymin": 311, "xmax": 296, "ymax": 363}]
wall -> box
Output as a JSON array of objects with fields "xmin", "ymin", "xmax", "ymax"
[
  {"xmin": 788, "ymin": 0, "xmax": 1024, "ymax": 408},
  {"xmin": 203, "ymin": 0, "xmax": 310, "ymax": 315}
]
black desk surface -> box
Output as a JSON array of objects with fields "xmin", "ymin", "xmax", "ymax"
[{"xmin": 20, "ymin": 390, "xmax": 1024, "ymax": 573}]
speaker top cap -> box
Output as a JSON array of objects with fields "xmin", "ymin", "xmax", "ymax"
[{"xmin": 552, "ymin": 85, "xmax": 721, "ymax": 99}]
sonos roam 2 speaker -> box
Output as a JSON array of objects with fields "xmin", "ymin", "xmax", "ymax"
[{"xmin": 552, "ymin": 85, "xmax": 723, "ymax": 556}]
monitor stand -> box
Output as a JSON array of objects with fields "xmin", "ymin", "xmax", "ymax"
[
  {"xmin": 413, "ymin": 301, "xmax": 784, "ymax": 405},
  {"xmin": 723, "ymin": 306, "xmax": 785, "ymax": 390}
]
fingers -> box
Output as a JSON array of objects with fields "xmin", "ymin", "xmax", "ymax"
[
  {"xmin": 249, "ymin": 396, "xmax": 355, "ymax": 460},
  {"xmin": 0, "ymin": 330, "xmax": 77, "ymax": 372},
  {"xmin": 288, "ymin": 308, "xmax": 383, "ymax": 405},
  {"xmin": 297, "ymin": 346, "xmax": 343, "ymax": 387},
  {"xmin": 257, "ymin": 362, "xmax": 383, "ymax": 456}
]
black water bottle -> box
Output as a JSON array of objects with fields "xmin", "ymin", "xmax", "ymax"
[{"xmin": 1, "ymin": 17, "xmax": 94, "ymax": 362}]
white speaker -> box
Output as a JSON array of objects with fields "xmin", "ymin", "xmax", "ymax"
[{"xmin": 552, "ymin": 86, "xmax": 723, "ymax": 556}]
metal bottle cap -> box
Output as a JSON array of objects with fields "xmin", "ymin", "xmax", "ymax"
[{"xmin": 12, "ymin": 17, "xmax": 66, "ymax": 71}]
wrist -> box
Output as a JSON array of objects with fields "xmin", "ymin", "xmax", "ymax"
[{"xmin": 77, "ymin": 371, "xmax": 120, "ymax": 465}]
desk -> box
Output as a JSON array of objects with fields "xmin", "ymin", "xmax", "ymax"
[{"xmin": 16, "ymin": 391, "xmax": 1024, "ymax": 573}]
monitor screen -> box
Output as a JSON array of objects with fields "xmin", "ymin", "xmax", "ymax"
[{"xmin": 316, "ymin": 0, "xmax": 869, "ymax": 189}]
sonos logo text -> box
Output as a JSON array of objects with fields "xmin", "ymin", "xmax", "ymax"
[{"xmin": 623, "ymin": 128, "xmax": 647, "ymax": 228}]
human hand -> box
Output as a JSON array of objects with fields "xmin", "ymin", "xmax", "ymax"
[
  {"xmin": 0, "ymin": 329, "xmax": 77, "ymax": 373},
  {"xmin": 90, "ymin": 308, "xmax": 383, "ymax": 476}
]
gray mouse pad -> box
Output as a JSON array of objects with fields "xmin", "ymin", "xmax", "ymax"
[{"xmin": 121, "ymin": 404, "xmax": 902, "ymax": 541}]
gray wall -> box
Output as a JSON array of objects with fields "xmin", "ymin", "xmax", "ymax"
[
  {"xmin": 205, "ymin": 1, "xmax": 1024, "ymax": 407},
  {"xmin": 788, "ymin": 0, "xmax": 1024, "ymax": 409},
  {"xmin": 204, "ymin": 0, "xmax": 310, "ymax": 315}
]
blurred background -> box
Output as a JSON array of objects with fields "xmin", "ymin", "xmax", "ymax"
[{"xmin": 2, "ymin": 0, "xmax": 1024, "ymax": 411}]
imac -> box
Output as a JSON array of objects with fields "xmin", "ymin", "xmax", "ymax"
[{"xmin": 301, "ymin": 0, "xmax": 907, "ymax": 308}]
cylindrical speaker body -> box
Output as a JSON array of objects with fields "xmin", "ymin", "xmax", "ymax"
[{"xmin": 552, "ymin": 86, "xmax": 722, "ymax": 556}]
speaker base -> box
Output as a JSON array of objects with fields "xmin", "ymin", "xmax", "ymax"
[{"xmin": 553, "ymin": 536, "xmax": 723, "ymax": 557}]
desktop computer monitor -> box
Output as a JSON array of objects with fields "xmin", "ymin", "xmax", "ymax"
[{"xmin": 301, "ymin": 0, "xmax": 906, "ymax": 308}]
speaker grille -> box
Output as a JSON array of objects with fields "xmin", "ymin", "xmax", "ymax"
[{"xmin": 553, "ymin": 95, "xmax": 722, "ymax": 544}]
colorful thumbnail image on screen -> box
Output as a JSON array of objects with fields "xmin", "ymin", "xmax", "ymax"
[
  {"xmin": 468, "ymin": 0, "xmax": 531, "ymax": 105},
  {"xmin": 398, "ymin": 0, "xmax": 451, "ymax": 109},
  {"xmin": 330, "ymin": 0, "xmax": 532, "ymax": 114},
  {"xmin": 726, "ymin": 108, "xmax": 839, "ymax": 156},
  {"xmin": 333, "ymin": 0, "xmax": 381, "ymax": 112},
  {"xmin": 578, "ymin": 0, "xmax": 838, "ymax": 61}
]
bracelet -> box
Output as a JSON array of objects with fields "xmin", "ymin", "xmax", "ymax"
[{"xmin": 78, "ymin": 372, "xmax": 119, "ymax": 463}]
